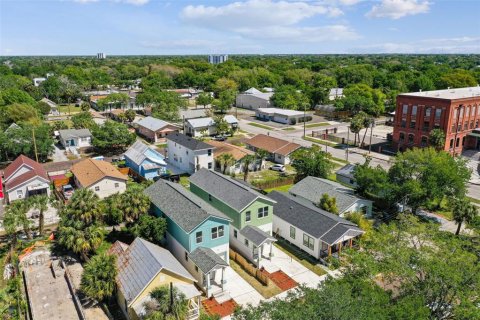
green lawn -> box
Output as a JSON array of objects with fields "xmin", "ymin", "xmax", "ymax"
[
  {"xmin": 302, "ymin": 136, "xmax": 338, "ymax": 148},
  {"xmin": 248, "ymin": 122, "xmax": 275, "ymax": 130},
  {"xmin": 179, "ymin": 176, "xmax": 190, "ymax": 189},
  {"xmin": 305, "ymin": 122, "xmax": 330, "ymax": 128},
  {"xmin": 265, "ymin": 184, "xmax": 293, "ymax": 193},
  {"xmin": 274, "ymin": 240, "xmax": 327, "ymax": 277},
  {"xmin": 282, "ymin": 127, "xmax": 296, "ymax": 131},
  {"xmin": 467, "ymin": 196, "xmax": 480, "ymax": 205},
  {"xmin": 58, "ymin": 104, "xmax": 81, "ymax": 114}
]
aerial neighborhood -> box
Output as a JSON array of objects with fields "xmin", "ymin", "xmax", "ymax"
[{"xmin": 0, "ymin": 53, "xmax": 479, "ymax": 320}]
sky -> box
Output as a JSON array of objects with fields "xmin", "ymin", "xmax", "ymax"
[{"xmin": 0, "ymin": 0, "xmax": 479, "ymax": 55}]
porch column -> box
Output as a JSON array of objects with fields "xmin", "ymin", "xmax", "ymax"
[
  {"xmin": 338, "ymin": 242, "xmax": 342, "ymax": 257},
  {"xmin": 328, "ymin": 245, "xmax": 332, "ymax": 257},
  {"xmin": 206, "ymin": 272, "xmax": 211, "ymax": 297},
  {"xmin": 269, "ymin": 242, "xmax": 273, "ymax": 260},
  {"xmin": 349, "ymin": 239, "xmax": 353, "ymax": 248},
  {"xmin": 221, "ymin": 267, "xmax": 225, "ymax": 291}
]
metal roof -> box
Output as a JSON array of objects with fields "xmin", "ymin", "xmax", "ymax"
[
  {"xmin": 187, "ymin": 117, "xmax": 214, "ymax": 128},
  {"xmin": 268, "ymin": 191, "xmax": 362, "ymax": 245},
  {"xmin": 116, "ymin": 238, "xmax": 196, "ymax": 306},
  {"xmin": 399, "ymin": 86, "xmax": 480, "ymax": 100},
  {"xmin": 167, "ymin": 132, "xmax": 213, "ymax": 151},
  {"xmin": 189, "ymin": 247, "xmax": 228, "ymax": 274},
  {"xmin": 136, "ymin": 116, "xmax": 173, "ymax": 131},
  {"xmin": 124, "ymin": 140, "xmax": 166, "ymax": 167},
  {"xmin": 190, "ymin": 169, "xmax": 275, "ymax": 212},
  {"xmin": 289, "ymin": 176, "xmax": 369, "ymax": 213},
  {"xmin": 240, "ymin": 225, "xmax": 276, "ymax": 247},
  {"xmin": 144, "ymin": 179, "xmax": 231, "ymax": 233}
]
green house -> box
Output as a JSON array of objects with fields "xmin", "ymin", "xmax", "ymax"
[{"xmin": 190, "ymin": 169, "xmax": 276, "ymax": 267}]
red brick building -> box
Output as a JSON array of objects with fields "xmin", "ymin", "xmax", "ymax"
[{"xmin": 393, "ymin": 87, "xmax": 480, "ymax": 155}]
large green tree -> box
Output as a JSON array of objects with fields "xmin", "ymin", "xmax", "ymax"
[
  {"xmin": 136, "ymin": 90, "xmax": 186, "ymax": 121},
  {"xmin": 291, "ymin": 145, "xmax": 334, "ymax": 181},
  {"xmin": 80, "ymin": 253, "xmax": 117, "ymax": 301},
  {"xmin": 270, "ymin": 85, "xmax": 310, "ymax": 110},
  {"xmin": 129, "ymin": 215, "xmax": 167, "ymax": 245},
  {"xmin": 451, "ymin": 197, "xmax": 478, "ymax": 235},
  {"xmin": 92, "ymin": 120, "xmax": 135, "ymax": 154},
  {"xmin": 335, "ymin": 84, "xmax": 385, "ymax": 117}
]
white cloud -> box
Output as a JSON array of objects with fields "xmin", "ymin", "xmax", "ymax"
[
  {"xmin": 180, "ymin": 0, "xmax": 356, "ymax": 42},
  {"xmin": 74, "ymin": 0, "xmax": 149, "ymax": 5},
  {"xmin": 366, "ymin": 0, "xmax": 430, "ymax": 19}
]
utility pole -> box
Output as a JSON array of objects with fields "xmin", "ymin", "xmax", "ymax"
[
  {"xmin": 346, "ymin": 126, "xmax": 350, "ymax": 162},
  {"xmin": 32, "ymin": 128, "xmax": 39, "ymax": 162},
  {"xmin": 368, "ymin": 119, "xmax": 374, "ymax": 153},
  {"xmin": 324, "ymin": 129, "xmax": 328, "ymax": 153},
  {"xmin": 303, "ymin": 103, "xmax": 306, "ymax": 138}
]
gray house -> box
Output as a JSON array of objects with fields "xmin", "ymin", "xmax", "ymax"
[
  {"xmin": 269, "ymin": 191, "xmax": 364, "ymax": 260},
  {"xmin": 335, "ymin": 164, "xmax": 357, "ymax": 187},
  {"xmin": 289, "ymin": 176, "xmax": 373, "ymax": 217},
  {"xmin": 58, "ymin": 129, "xmax": 92, "ymax": 149}
]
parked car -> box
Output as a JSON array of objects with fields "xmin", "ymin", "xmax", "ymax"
[
  {"xmin": 62, "ymin": 184, "xmax": 74, "ymax": 199},
  {"xmin": 270, "ymin": 164, "xmax": 286, "ymax": 172},
  {"xmin": 213, "ymin": 135, "xmax": 227, "ymax": 141}
]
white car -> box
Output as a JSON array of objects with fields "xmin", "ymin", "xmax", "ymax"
[{"xmin": 270, "ymin": 164, "xmax": 286, "ymax": 172}]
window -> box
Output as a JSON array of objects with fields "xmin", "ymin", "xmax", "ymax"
[
  {"xmin": 186, "ymin": 150, "xmax": 189, "ymax": 155},
  {"xmin": 244, "ymin": 239, "xmax": 249, "ymax": 247},
  {"xmin": 185, "ymin": 252, "xmax": 188, "ymax": 261},
  {"xmin": 449, "ymin": 139, "xmax": 454, "ymax": 149},
  {"xmin": 408, "ymin": 134, "xmax": 414, "ymax": 144},
  {"xmin": 459, "ymin": 107, "xmax": 464, "ymax": 119},
  {"xmin": 245, "ymin": 211, "xmax": 251, "ymax": 222},
  {"xmin": 211, "ymin": 226, "xmax": 224, "ymax": 239},
  {"xmin": 435, "ymin": 108, "xmax": 442, "ymax": 121},
  {"xmin": 411, "ymin": 105, "xmax": 417, "ymax": 116},
  {"xmin": 95, "ymin": 186, "xmax": 100, "ymax": 191},
  {"xmin": 303, "ymin": 234, "xmax": 314, "ymax": 250},
  {"xmin": 195, "ymin": 266, "xmax": 198, "ymax": 272},
  {"xmin": 421, "ymin": 136, "xmax": 428, "ymax": 147},
  {"xmin": 425, "ymin": 107, "xmax": 431, "ymax": 118},
  {"xmin": 196, "ymin": 231, "xmax": 203, "ymax": 244},
  {"xmin": 290, "ymin": 226, "xmax": 296, "ymax": 239},
  {"xmin": 208, "ymin": 162, "xmax": 212, "ymax": 169},
  {"xmin": 258, "ymin": 206, "xmax": 269, "ymax": 218},
  {"xmin": 114, "ymin": 183, "xmax": 119, "ymax": 188},
  {"xmin": 207, "ymin": 149, "xmax": 212, "ymax": 156},
  {"xmin": 399, "ymin": 132, "xmax": 405, "ymax": 142},
  {"xmin": 466, "ymin": 106, "xmax": 471, "ymax": 117},
  {"xmin": 208, "ymin": 194, "xmax": 212, "ymax": 201},
  {"xmin": 464, "ymin": 122, "xmax": 469, "ymax": 130},
  {"xmin": 16, "ymin": 190, "xmax": 23, "ymax": 198},
  {"xmin": 234, "ymin": 229, "xmax": 238, "ymax": 238},
  {"xmin": 402, "ymin": 104, "xmax": 408, "ymax": 115}
]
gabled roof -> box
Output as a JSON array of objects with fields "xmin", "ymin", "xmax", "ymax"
[
  {"xmin": 71, "ymin": 158, "xmax": 128, "ymax": 187},
  {"xmin": 58, "ymin": 129, "xmax": 92, "ymax": 140},
  {"xmin": 244, "ymin": 87, "xmax": 262, "ymax": 94},
  {"xmin": 189, "ymin": 247, "xmax": 228, "ymax": 274},
  {"xmin": 136, "ymin": 116, "xmax": 175, "ymax": 132},
  {"xmin": 223, "ymin": 115, "xmax": 238, "ymax": 124},
  {"xmin": 124, "ymin": 140, "xmax": 166, "ymax": 167},
  {"xmin": 240, "ymin": 225, "xmax": 276, "ymax": 247},
  {"xmin": 167, "ymin": 132, "xmax": 213, "ymax": 151},
  {"xmin": 4, "ymin": 123, "xmax": 20, "ymax": 133},
  {"xmin": 268, "ymin": 191, "xmax": 363, "ymax": 245},
  {"xmin": 190, "ymin": 169, "xmax": 275, "ymax": 212},
  {"xmin": 246, "ymin": 134, "xmax": 301, "ymax": 156},
  {"xmin": 144, "ymin": 179, "xmax": 231, "ymax": 233},
  {"xmin": 336, "ymin": 164, "xmax": 356, "ymax": 180},
  {"xmin": 206, "ymin": 140, "xmax": 254, "ymax": 161},
  {"xmin": 186, "ymin": 115, "xmax": 238, "ymax": 129},
  {"xmin": 116, "ymin": 238, "xmax": 196, "ymax": 306},
  {"xmin": 3, "ymin": 155, "xmax": 49, "ymax": 189},
  {"xmin": 289, "ymin": 176, "xmax": 371, "ymax": 213}
]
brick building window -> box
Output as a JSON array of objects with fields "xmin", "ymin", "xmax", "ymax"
[
  {"xmin": 435, "ymin": 108, "xmax": 442, "ymax": 122},
  {"xmin": 399, "ymin": 132, "xmax": 405, "ymax": 142},
  {"xmin": 464, "ymin": 122, "xmax": 469, "ymax": 130},
  {"xmin": 449, "ymin": 139, "xmax": 454, "ymax": 149},
  {"xmin": 421, "ymin": 136, "xmax": 428, "ymax": 147},
  {"xmin": 408, "ymin": 134, "xmax": 415, "ymax": 144},
  {"xmin": 425, "ymin": 107, "xmax": 431, "ymax": 118},
  {"xmin": 466, "ymin": 106, "xmax": 471, "ymax": 117}
]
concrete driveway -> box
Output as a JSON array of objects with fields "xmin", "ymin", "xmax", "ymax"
[
  {"xmin": 52, "ymin": 143, "xmax": 69, "ymax": 162},
  {"xmin": 220, "ymin": 266, "xmax": 264, "ymax": 307}
]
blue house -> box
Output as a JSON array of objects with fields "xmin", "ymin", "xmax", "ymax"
[
  {"xmin": 144, "ymin": 180, "xmax": 231, "ymax": 298},
  {"xmin": 124, "ymin": 140, "xmax": 167, "ymax": 180}
]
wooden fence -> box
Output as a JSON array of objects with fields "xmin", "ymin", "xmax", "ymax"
[
  {"xmin": 251, "ymin": 176, "xmax": 295, "ymax": 191},
  {"xmin": 229, "ymin": 249, "xmax": 269, "ymax": 285},
  {"xmin": 117, "ymin": 167, "xmax": 130, "ymax": 176},
  {"xmin": 53, "ymin": 177, "xmax": 71, "ymax": 189}
]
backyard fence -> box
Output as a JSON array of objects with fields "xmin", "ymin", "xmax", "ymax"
[
  {"xmin": 229, "ymin": 249, "xmax": 269, "ymax": 286},
  {"xmin": 251, "ymin": 176, "xmax": 295, "ymax": 191},
  {"xmin": 53, "ymin": 177, "xmax": 71, "ymax": 189},
  {"xmin": 117, "ymin": 167, "xmax": 130, "ymax": 176}
]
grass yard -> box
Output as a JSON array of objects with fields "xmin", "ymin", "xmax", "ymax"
[
  {"xmin": 282, "ymin": 127, "xmax": 296, "ymax": 131},
  {"xmin": 229, "ymin": 259, "xmax": 282, "ymax": 299},
  {"xmin": 468, "ymin": 196, "xmax": 480, "ymax": 205},
  {"xmin": 264, "ymin": 184, "xmax": 293, "ymax": 193},
  {"xmin": 302, "ymin": 136, "xmax": 338, "ymax": 148},
  {"xmin": 179, "ymin": 176, "xmax": 190, "ymax": 189},
  {"xmin": 274, "ymin": 239, "xmax": 327, "ymax": 277},
  {"xmin": 305, "ymin": 122, "xmax": 330, "ymax": 128},
  {"xmin": 248, "ymin": 122, "xmax": 275, "ymax": 130},
  {"xmin": 58, "ymin": 104, "xmax": 81, "ymax": 114}
]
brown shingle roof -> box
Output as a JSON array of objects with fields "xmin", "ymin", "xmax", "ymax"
[
  {"xmin": 206, "ymin": 140, "xmax": 254, "ymax": 161},
  {"xmin": 71, "ymin": 158, "xmax": 128, "ymax": 187},
  {"xmin": 3, "ymin": 155, "xmax": 49, "ymax": 189},
  {"xmin": 246, "ymin": 134, "xmax": 301, "ymax": 156}
]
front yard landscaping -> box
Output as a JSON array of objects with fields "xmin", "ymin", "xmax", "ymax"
[{"xmin": 247, "ymin": 122, "xmax": 275, "ymax": 130}]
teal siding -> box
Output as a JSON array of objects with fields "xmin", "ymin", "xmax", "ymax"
[
  {"xmin": 190, "ymin": 216, "xmax": 230, "ymax": 252},
  {"xmin": 152, "ymin": 206, "xmax": 190, "ymax": 251}
]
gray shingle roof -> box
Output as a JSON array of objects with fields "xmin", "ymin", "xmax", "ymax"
[
  {"xmin": 136, "ymin": 116, "xmax": 173, "ymax": 131},
  {"xmin": 124, "ymin": 140, "xmax": 149, "ymax": 165},
  {"xmin": 144, "ymin": 179, "xmax": 231, "ymax": 233},
  {"xmin": 58, "ymin": 128, "xmax": 92, "ymax": 140},
  {"xmin": 189, "ymin": 247, "xmax": 228, "ymax": 274},
  {"xmin": 335, "ymin": 164, "xmax": 356, "ymax": 180},
  {"xmin": 116, "ymin": 238, "xmax": 195, "ymax": 305},
  {"xmin": 167, "ymin": 132, "xmax": 213, "ymax": 151},
  {"xmin": 289, "ymin": 176, "xmax": 366, "ymax": 213},
  {"xmin": 190, "ymin": 169, "xmax": 275, "ymax": 212},
  {"xmin": 240, "ymin": 225, "xmax": 276, "ymax": 247},
  {"xmin": 268, "ymin": 191, "xmax": 362, "ymax": 245}
]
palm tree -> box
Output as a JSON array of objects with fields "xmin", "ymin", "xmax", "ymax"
[
  {"xmin": 144, "ymin": 285, "xmax": 188, "ymax": 320},
  {"xmin": 241, "ymin": 154, "xmax": 256, "ymax": 181},
  {"xmin": 121, "ymin": 190, "xmax": 150, "ymax": 223},
  {"xmin": 63, "ymin": 188, "xmax": 102, "ymax": 225},
  {"xmin": 80, "ymin": 253, "xmax": 117, "ymax": 301},
  {"xmin": 255, "ymin": 148, "xmax": 269, "ymax": 170},
  {"xmin": 29, "ymin": 195, "xmax": 50, "ymax": 235},
  {"xmin": 58, "ymin": 221, "xmax": 105, "ymax": 261},
  {"xmin": 218, "ymin": 153, "xmax": 235, "ymax": 174},
  {"xmin": 3, "ymin": 200, "xmax": 31, "ymax": 251},
  {"xmin": 452, "ymin": 198, "xmax": 478, "ymax": 235}
]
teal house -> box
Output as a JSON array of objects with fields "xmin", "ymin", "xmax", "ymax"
[
  {"xmin": 144, "ymin": 179, "xmax": 231, "ymax": 298},
  {"xmin": 190, "ymin": 169, "xmax": 276, "ymax": 268}
]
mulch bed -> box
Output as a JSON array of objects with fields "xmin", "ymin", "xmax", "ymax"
[
  {"xmin": 202, "ymin": 297, "xmax": 238, "ymax": 318},
  {"xmin": 261, "ymin": 268, "xmax": 298, "ymax": 291}
]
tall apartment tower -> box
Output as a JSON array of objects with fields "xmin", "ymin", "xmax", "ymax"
[
  {"xmin": 97, "ymin": 53, "xmax": 106, "ymax": 59},
  {"xmin": 208, "ymin": 54, "xmax": 228, "ymax": 64}
]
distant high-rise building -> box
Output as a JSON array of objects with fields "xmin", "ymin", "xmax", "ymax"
[
  {"xmin": 208, "ymin": 54, "xmax": 228, "ymax": 64},
  {"xmin": 97, "ymin": 53, "xmax": 106, "ymax": 59}
]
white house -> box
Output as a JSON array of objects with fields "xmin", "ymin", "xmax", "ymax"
[
  {"xmin": 70, "ymin": 158, "xmax": 128, "ymax": 199},
  {"xmin": 269, "ymin": 191, "xmax": 364, "ymax": 260},
  {"xmin": 255, "ymin": 108, "xmax": 312, "ymax": 125},
  {"xmin": 245, "ymin": 134, "xmax": 301, "ymax": 165},
  {"xmin": 2, "ymin": 155, "xmax": 51, "ymax": 203},
  {"xmin": 58, "ymin": 129, "xmax": 92, "ymax": 149},
  {"xmin": 236, "ymin": 88, "xmax": 273, "ymax": 110},
  {"xmin": 184, "ymin": 115, "xmax": 238, "ymax": 137},
  {"xmin": 33, "ymin": 77, "xmax": 46, "ymax": 87},
  {"xmin": 289, "ymin": 176, "xmax": 373, "ymax": 217},
  {"xmin": 166, "ymin": 133, "xmax": 215, "ymax": 174},
  {"xmin": 329, "ymin": 88, "xmax": 344, "ymax": 101}
]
